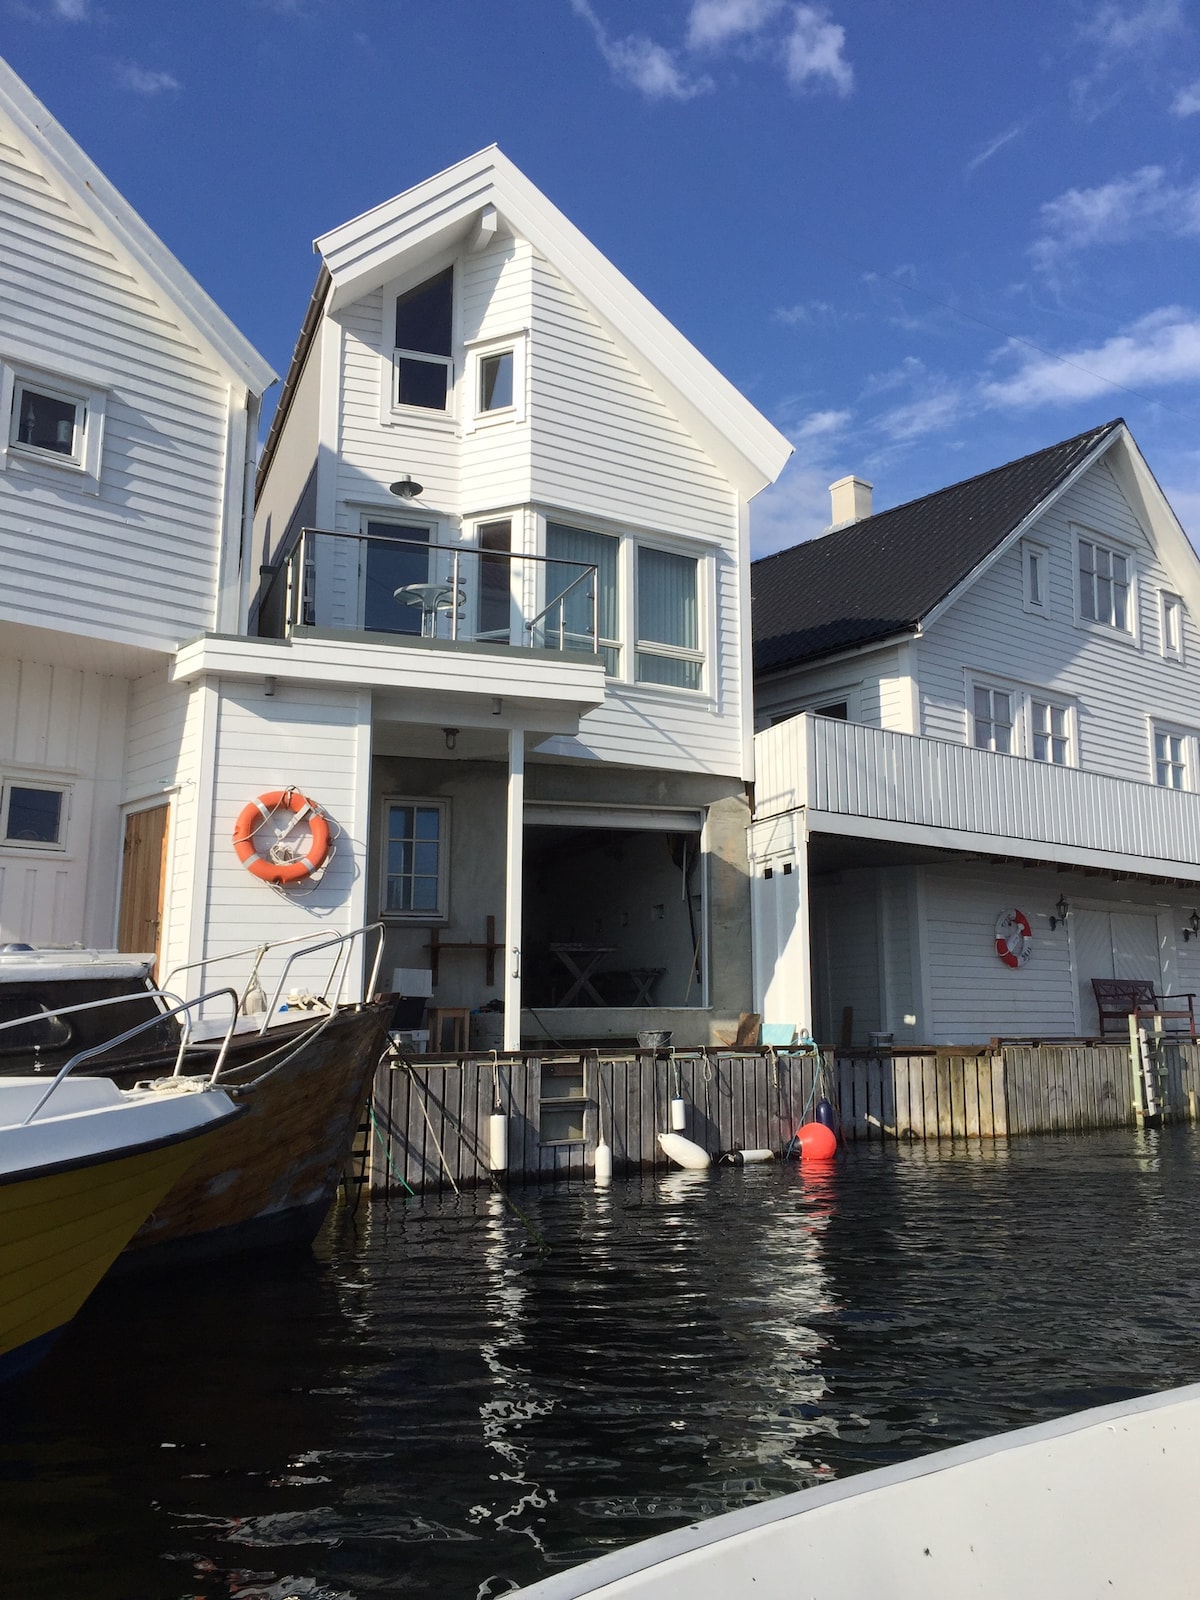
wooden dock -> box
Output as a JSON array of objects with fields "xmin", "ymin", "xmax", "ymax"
[{"xmin": 367, "ymin": 1040, "xmax": 1200, "ymax": 1196}]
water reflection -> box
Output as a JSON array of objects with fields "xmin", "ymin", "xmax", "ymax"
[{"xmin": 3, "ymin": 1129, "xmax": 1200, "ymax": 1599}]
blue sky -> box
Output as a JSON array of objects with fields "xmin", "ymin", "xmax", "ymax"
[{"xmin": 5, "ymin": 0, "xmax": 1200, "ymax": 555}]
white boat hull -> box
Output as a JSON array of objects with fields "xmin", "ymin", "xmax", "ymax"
[{"xmin": 510, "ymin": 1383, "xmax": 1200, "ymax": 1598}]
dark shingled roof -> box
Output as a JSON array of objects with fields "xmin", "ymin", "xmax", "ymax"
[{"xmin": 752, "ymin": 419, "xmax": 1123, "ymax": 675}]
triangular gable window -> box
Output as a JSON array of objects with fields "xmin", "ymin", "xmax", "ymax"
[{"xmin": 393, "ymin": 268, "xmax": 454, "ymax": 412}]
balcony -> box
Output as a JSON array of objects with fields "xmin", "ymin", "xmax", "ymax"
[
  {"xmin": 259, "ymin": 528, "xmax": 605, "ymax": 660},
  {"xmin": 755, "ymin": 713, "xmax": 1200, "ymax": 880}
]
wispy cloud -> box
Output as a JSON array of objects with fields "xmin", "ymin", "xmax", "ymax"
[
  {"xmin": 774, "ymin": 298, "xmax": 859, "ymax": 330},
  {"xmin": 571, "ymin": 0, "xmax": 853, "ymax": 102},
  {"xmin": 794, "ymin": 406, "xmax": 851, "ymax": 439},
  {"xmin": 1031, "ymin": 166, "xmax": 1200, "ymax": 270},
  {"xmin": 111, "ymin": 61, "xmax": 180, "ymax": 95},
  {"xmin": 570, "ymin": 0, "xmax": 711, "ymax": 99},
  {"xmin": 1071, "ymin": 1, "xmax": 1186, "ymax": 116},
  {"xmin": 50, "ymin": 0, "xmax": 91, "ymax": 17},
  {"xmin": 9, "ymin": 0, "xmax": 96, "ymax": 21},
  {"xmin": 1172, "ymin": 78, "xmax": 1200, "ymax": 115},
  {"xmin": 983, "ymin": 307, "xmax": 1200, "ymax": 407},
  {"xmin": 965, "ymin": 120, "xmax": 1027, "ymax": 176}
]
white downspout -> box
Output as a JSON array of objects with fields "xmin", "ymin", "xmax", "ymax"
[{"xmin": 503, "ymin": 726, "xmax": 525, "ymax": 1051}]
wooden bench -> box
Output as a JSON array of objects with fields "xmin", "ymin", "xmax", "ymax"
[{"xmin": 1091, "ymin": 979, "xmax": 1196, "ymax": 1039}]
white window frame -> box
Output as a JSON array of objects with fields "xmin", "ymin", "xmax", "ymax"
[
  {"xmin": 464, "ymin": 332, "xmax": 527, "ymax": 430},
  {"xmin": 0, "ymin": 358, "xmax": 106, "ymax": 493},
  {"xmin": 969, "ymin": 677, "xmax": 1017, "ymax": 755},
  {"xmin": 356, "ymin": 510, "xmax": 439, "ymax": 635},
  {"xmin": 1073, "ymin": 525, "xmax": 1138, "ymax": 645},
  {"xmin": 378, "ymin": 254, "xmax": 458, "ymax": 427},
  {"xmin": 1150, "ymin": 721, "xmax": 1193, "ymax": 791},
  {"xmin": 1161, "ymin": 591, "xmax": 1184, "ymax": 663},
  {"xmin": 1021, "ymin": 538, "xmax": 1049, "ymax": 615},
  {"xmin": 380, "ymin": 796, "xmax": 450, "ymax": 922},
  {"xmin": 633, "ymin": 541, "xmax": 706, "ymax": 694},
  {"xmin": 0, "ymin": 776, "xmax": 71, "ymax": 851},
  {"xmin": 966, "ymin": 676, "xmax": 1078, "ymax": 766},
  {"xmin": 1028, "ymin": 696, "xmax": 1074, "ymax": 766}
]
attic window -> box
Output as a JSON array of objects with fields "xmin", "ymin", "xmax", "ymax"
[
  {"xmin": 1, "ymin": 362, "xmax": 107, "ymax": 491},
  {"xmin": 393, "ymin": 267, "xmax": 454, "ymax": 412}
]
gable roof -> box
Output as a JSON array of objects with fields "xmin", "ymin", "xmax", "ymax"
[
  {"xmin": 752, "ymin": 419, "xmax": 1124, "ymax": 675},
  {"xmin": 0, "ymin": 58, "xmax": 275, "ymax": 396},
  {"xmin": 308, "ymin": 146, "xmax": 792, "ymax": 497}
]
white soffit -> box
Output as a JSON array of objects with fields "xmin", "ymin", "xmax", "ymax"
[
  {"xmin": 315, "ymin": 146, "xmax": 793, "ymax": 496},
  {"xmin": 525, "ymin": 802, "xmax": 703, "ymax": 831},
  {"xmin": 0, "ymin": 59, "xmax": 276, "ymax": 397}
]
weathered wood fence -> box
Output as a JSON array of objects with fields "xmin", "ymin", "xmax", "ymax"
[{"xmin": 368, "ymin": 1041, "xmax": 1200, "ymax": 1196}]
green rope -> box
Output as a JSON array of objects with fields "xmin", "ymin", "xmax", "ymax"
[{"xmin": 368, "ymin": 1103, "xmax": 416, "ymax": 1197}]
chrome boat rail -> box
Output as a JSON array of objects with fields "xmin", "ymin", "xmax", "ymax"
[{"xmin": 162, "ymin": 921, "xmax": 386, "ymax": 1026}]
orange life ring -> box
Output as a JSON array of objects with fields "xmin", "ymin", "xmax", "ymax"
[
  {"xmin": 232, "ymin": 788, "xmax": 331, "ymax": 886},
  {"xmin": 995, "ymin": 908, "xmax": 1032, "ymax": 968}
]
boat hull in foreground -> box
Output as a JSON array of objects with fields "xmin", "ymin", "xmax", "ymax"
[
  {"xmin": 0, "ymin": 1080, "xmax": 241, "ymax": 1379},
  {"xmin": 508, "ymin": 1382, "xmax": 1200, "ymax": 1600}
]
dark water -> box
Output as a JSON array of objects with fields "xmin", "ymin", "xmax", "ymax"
[{"xmin": 5, "ymin": 1128, "xmax": 1200, "ymax": 1599}]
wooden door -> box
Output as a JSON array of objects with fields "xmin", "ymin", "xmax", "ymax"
[{"xmin": 117, "ymin": 803, "xmax": 170, "ymax": 974}]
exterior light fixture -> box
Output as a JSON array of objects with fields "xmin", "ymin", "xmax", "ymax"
[
  {"xmin": 1185, "ymin": 910, "xmax": 1200, "ymax": 942},
  {"xmin": 443, "ymin": 727, "xmax": 459, "ymax": 752},
  {"xmin": 1049, "ymin": 894, "xmax": 1069, "ymax": 931},
  {"xmin": 389, "ymin": 475, "xmax": 423, "ymax": 499}
]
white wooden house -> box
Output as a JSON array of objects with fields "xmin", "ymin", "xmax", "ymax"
[
  {"xmin": 249, "ymin": 148, "xmax": 791, "ymax": 1047},
  {"xmin": 0, "ymin": 60, "xmax": 278, "ymax": 985},
  {"xmin": 750, "ymin": 421, "xmax": 1200, "ymax": 1046}
]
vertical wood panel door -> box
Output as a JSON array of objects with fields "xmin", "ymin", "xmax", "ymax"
[{"xmin": 117, "ymin": 803, "xmax": 170, "ymax": 974}]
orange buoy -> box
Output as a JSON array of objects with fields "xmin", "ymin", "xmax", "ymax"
[
  {"xmin": 232, "ymin": 788, "xmax": 331, "ymax": 886},
  {"xmin": 795, "ymin": 1121, "xmax": 837, "ymax": 1161}
]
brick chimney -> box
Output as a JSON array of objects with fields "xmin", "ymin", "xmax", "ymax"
[{"xmin": 829, "ymin": 475, "xmax": 873, "ymax": 527}]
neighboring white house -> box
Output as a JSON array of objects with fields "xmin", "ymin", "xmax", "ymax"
[
  {"xmin": 0, "ymin": 59, "xmax": 281, "ymax": 989},
  {"xmin": 749, "ymin": 421, "xmax": 1200, "ymax": 1047},
  {"xmin": 248, "ymin": 147, "xmax": 792, "ymax": 1046}
]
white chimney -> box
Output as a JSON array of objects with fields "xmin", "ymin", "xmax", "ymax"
[{"xmin": 829, "ymin": 475, "xmax": 873, "ymax": 527}]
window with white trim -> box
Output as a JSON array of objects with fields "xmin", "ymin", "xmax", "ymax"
[
  {"xmin": 467, "ymin": 335, "xmax": 527, "ymax": 428},
  {"xmin": 1030, "ymin": 699, "xmax": 1070, "ymax": 765},
  {"xmin": 391, "ymin": 267, "xmax": 454, "ymax": 413},
  {"xmin": 1022, "ymin": 539, "xmax": 1048, "ymax": 614},
  {"xmin": 545, "ymin": 521, "xmax": 620, "ymax": 674},
  {"xmin": 1153, "ymin": 727, "xmax": 1188, "ymax": 790},
  {"xmin": 1, "ymin": 361, "xmax": 106, "ymax": 490},
  {"xmin": 972, "ymin": 684, "xmax": 1014, "ymax": 754},
  {"xmin": 1, "ymin": 780, "xmax": 68, "ymax": 849},
  {"xmin": 381, "ymin": 798, "xmax": 448, "ymax": 919},
  {"xmin": 635, "ymin": 545, "xmax": 702, "ymax": 690},
  {"xmin": 1078, "ymin": 535, "xmax": 1132, "ymax": 632},
  {"xmin": 1161, "ymin": 591, "xmax": 1184, "ymax": 662}
]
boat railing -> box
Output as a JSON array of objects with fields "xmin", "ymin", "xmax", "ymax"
[
  {"xmin": 16, "ymin": 987, "xmax": 242, "ymax": 1126},
  {"xmin": 161, "ymin": 922, "xmax": 385, "ymax": 1023},
  {"xmin": 0, "ymin": 987, "xmax": 191, "ymax": 1062}
]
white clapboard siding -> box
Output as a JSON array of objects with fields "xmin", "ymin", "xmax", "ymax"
[
  {"xmin": 197, "ymin": 682, "xmax": 370, "ymax": 1001},
  {"xmin": 0, "ymin": 652, "xmax": 128, "ymax": 946},
  {"xmin": 0, "ymin": 120, "xmax": 236, "ymax": 650},
  {"xmin": 918, "ymin": 460, "xmax": 1200, "ymax": 777},
  {"xmin": 755, "ymin": 644, "xmax": 901, "ymax": 731},
  {"xmin": 757, "ymin": 713, "xmax": 1200, "ymax": 874}
]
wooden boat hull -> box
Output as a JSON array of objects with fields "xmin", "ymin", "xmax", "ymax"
[
  {"xmin": 0, "ymin": 1110, "xmax": 237, "ymax": 1380},
  {"xmin": 121, "ymin": 1005, "xmax": 389, "ymax": 1265},
  {"xmin": 507, "ymin": 1383, "xmax": 1200, "ymax": 1599}
]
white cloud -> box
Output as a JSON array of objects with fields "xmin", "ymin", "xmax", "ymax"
[
  {"xmin": 965, "ymin": 120, "xmax": 1027, "ymax": 176},
  {"xmin": 983, "ymin": 307, "xmax": 1200, "ymax": 407},
  {"xmin": 1172, "ymin": 79, "xmax": 1200, "ymax": 115},
  {"xmin": 1031, "ymin": 166, "xmax": 1200, "ymax": 269},
  {"xmin": 687, "ymin": 0, "xmax": 787, "ymax": 50},
  {"xmin": 784, "ymin": 5, "xmax": 852, "ymax": 95},
  {"xmin": 570, "ymin": 0, "xmax": 711, "ymax": 99},
  {"xmin": 793, "ymin": 407, "xmax": 851, "ymax": 439},
  {"xmin": 750, "ymin": 458, "xmax": 837, "ymax": 554},
  {"xmin": 111, "ymin": 61, "xmax": 180, "ymax": 95},
  {"xmin": 50, "ymin": 0, "xmax": 90, "ymax": 17},
  {"xmin": 1072, "ymin": 1, "xmax": 1186, "ymax": 116}
]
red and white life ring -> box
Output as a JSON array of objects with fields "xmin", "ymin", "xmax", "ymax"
[
  {"xmin": 995, "ymin": 908, "xmax": 1032, "ymax": 968},
  {"xmin": 232, "ymin": 788, "xmax": 331, "ymax": 886}
]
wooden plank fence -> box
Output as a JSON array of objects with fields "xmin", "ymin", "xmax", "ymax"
[{"xmin": 367, "ymin": 1041, "xmax": 1200, "ymax": 1196}]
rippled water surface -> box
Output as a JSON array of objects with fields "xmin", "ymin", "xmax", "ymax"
[{"xmin": 6, "ymin": 1127, "xmax": 1200, "ymax": 1598}]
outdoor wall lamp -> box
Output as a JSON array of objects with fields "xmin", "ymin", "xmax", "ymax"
[
  {"xmin": 388, "ymin": 474, "xmax": 423, "ymax": 498},
  {"xmin": 1049, "ymin": 894, "xmax": 1069, "ymax": 931},
  {"xmin": 1184, "ymin": 910, "xmax": 1200, "ymax": 942},
  {"xmin": 443, "ymin": 727, "xmax": 459, "ymax": 751}
]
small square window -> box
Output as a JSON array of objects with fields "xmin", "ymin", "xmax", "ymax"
[
  {"xmin": 12, "ymin": 384, "xmax": 82, "ymax": 460},
  {"xmin": 2, "ymin": 783, "xmax": 66, "ymax": 847},
  {"xmin": 2, "ymin": 364, "xmax": 106, "ymax": 489},
  {"xmin": 479, "ymin": 350, "xmax": 514, "ymax": 412},
  {"xmin": 381, "ymin": 798, "xmax": 448, "ymax": 919}
]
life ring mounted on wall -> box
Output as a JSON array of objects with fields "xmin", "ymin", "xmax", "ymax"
[
  {"xmin": 233, "ymin": 788, "xmax": 332, "ymax": 886},
  {"xmin": 995, "ymin": 908, "xmax": 1032, "ymax": 968}
]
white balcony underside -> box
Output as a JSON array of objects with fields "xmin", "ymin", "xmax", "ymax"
[{"xmin": 755, "ymin": 714, "xmax": 1200, "ymax": 883}]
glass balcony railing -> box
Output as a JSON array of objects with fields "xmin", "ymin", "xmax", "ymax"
[{"xmin": 257, "ymin": 528, "xmax": 603, "ymax": 659}]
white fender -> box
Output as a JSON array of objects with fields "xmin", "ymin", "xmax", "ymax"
[
  {"xmin": 657, "ymin": 1131, "xmax": 710, "ymax": 1170},
  {"xmin": 594, "ymin": 1139, "xmax": 613, "ymax": 1184}
]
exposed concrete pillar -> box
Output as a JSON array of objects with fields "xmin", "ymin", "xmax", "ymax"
[{"xmin": 503, "ymin": 726, "xmax": 525, "ymax": 1050}]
